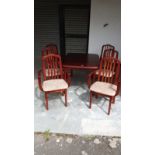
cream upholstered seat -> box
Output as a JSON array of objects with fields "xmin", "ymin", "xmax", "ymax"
[
  {"xmin": 89, "ymin": 56, "xmax": 120, "ymax": 115},
  {"xmin": 42, "ymin": 79, "xmax": 68, "ymax": 92},
  {"xmin": 38, "ymin": 53, "xmax": 69, "ymax": 110},
  {"xmin": 90, "ymin": 81, "xmax": 117, "ymax": 96},
  {"xmin": 95, "ymin": 70, "xmax": 115, "ymax": 77}
]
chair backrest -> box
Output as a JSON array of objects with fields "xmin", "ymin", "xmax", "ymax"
[
  {"xmin": 42, "ymin": 54, "xmax": 63, "ymax": 80},
  {"xmin": 100, "ymin": 44, "xmax": 115, "ymax": 60},
  {"xmin": 42, "ymin": 44, "xmax": 58, "ymax": 57},
  {"xmin": 103, "ymin": 49, "xmax": 119, "ymax": 59},
  {"xmin": 98, "ymin": 57, "xmax": 121, "ymax": 85}
]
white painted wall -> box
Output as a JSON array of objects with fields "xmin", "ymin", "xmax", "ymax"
[{"xmin": 88, "ymin": 0, "xmax": 121, "ymax": 58}]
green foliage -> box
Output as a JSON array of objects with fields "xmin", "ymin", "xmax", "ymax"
[
  {"xmin": 83, "ymin": 135, "xmax": 95, "ymax": 141},
  {"xmin": 43, "ymin": 129, "xmax": 51, "ymax": 142}
]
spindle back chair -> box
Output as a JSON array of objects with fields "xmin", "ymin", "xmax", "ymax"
[
  {"xmin": 100, "ymin": 44, "xmax": 115, "ymax": 61},
  {"xmin": 42, "ymin": 43, "xmax": 58, "ymax": 57},
  {"xmin": 38, "ymin": 54, "xmax": 69, "ymax": 110},
  {"xmin": 89, "ymin": 57, "xmax": 121, "ymax": 115}
]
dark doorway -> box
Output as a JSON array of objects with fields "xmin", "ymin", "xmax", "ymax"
[{"xmin": 59, "ymin": 5, "xmax": 90, "ymax": 56}]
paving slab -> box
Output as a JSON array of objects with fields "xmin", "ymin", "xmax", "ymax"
[
  {"xmin": 34, "ymin": 70, "xmax": 121, "ymax": 136},
  {"xmin": 34, "ymin": 133, "xmax": 121, "ymax": 155}
]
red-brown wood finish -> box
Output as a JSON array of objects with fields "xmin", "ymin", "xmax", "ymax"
[
  {"xmin": 100, "ymin": 44, "xmax": 115, "ymax": 61},
  {"xmin": 103, "ymin": 49, "xmax": 119, "ymax": 59},
  {"xmin": 42, "ymin": 44, "xmax": 58, "ymax": 57},
  {"xmin": 41, "ymin": 44, "xmax": 71, "ymax": 84},
  {"xmin": 62, "ymin": 53, "xmax": 99, "ymax": 83},
  {"xmin": 38, "ymin": 54, "xmax": 70, "ymax": 110},
  {"xmin": 62, "ymin": 53, "xmax": 99, "ymax": 70},
  {"xmin": 88, "ymin": 48, "xmax": 119, "ymax": 89},
  {"xmin": 89, "ymin": 57, "xmax": 121, "ymax": 115}
]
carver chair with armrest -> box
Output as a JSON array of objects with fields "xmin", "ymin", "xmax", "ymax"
[
  {"xmin": 95, "ymin": 49, "xmax": 119, "ymax": 76},
  {"xmin": 42, "ymin": 43, "xmax": 58, "ymax": 57},
  {"xmin": 38, "ymin": 54, "xmax": 70, "ymax": 110},
  {"xmin": 88, "ymin": 57, "xmax": 121, "ymax": 115},
  {"xmin": 99, "ymin": 44, "xmax": 115, "ymax": 62},
  {"xmin": 103, "ymin": 48, "xmax": 118, "ymax": 59},
  {"xmin": 41, "ymin": 45, "xmax": 71, "ymax": 85},
  {"xmin": 88, "ymin": 48, "xmax": 119, "ymax": 87}
]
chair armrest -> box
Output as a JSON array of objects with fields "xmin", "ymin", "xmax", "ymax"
[
  {"xmin": 38, "ymin": 70, "xmax": 43, "ymax": 91},
  {"xmin": 87, "ymin": 70, "xmax": 98, "ymax": 88},
  {"xmin": 116, "ymin": 79, "xmax": 121, "ymax": 96},
  {"xmin": 63, "ymin": 70, "xmax": 71, "ymax": 86},
  {"xmin": 116, "ymin": 67, "xmax": 121, "ymax": 96}
]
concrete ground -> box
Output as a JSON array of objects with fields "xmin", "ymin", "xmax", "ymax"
[
  {"xmin": 34, "ymin": 69, "xmax": 121, "ymax": 136},
  {"xmin": 34, "ymin": 133, "xmax": 121, "ymax": 155}
]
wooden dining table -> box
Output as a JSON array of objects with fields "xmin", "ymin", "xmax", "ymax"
[{"xmin": 62, "ymin": 53, "xmax": 99, "ymax": 71}]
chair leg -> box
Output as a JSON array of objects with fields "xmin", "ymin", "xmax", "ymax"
[
  {"xmin": 111, "ymin": 96, "xmax": 115, "ymax": 104},
  {"xmin": 61, "ymin": 91, "xmax": 64, "ymax": 96},
  {"xmin": 95, "ymin": 94, "xmax": 98, "ymax": 99},
  {"xmin": 71, "ymin": 70, "xmax": 73, "ymax": 77},
  {"xmin": 68, "ymin": 75, "xmax": 71, "ymax": 86},
  {"xmin": 45, "ymin": 93, "xmax": 48, "ymax": 110},
  {"xmin": 89, "ymin": 91, "xmax": 92, "ymax": 109},
  {"xmin": 64, "ymin": 90, "xmax": 67, "ymax": 107},
  {"xmin": 66, "ymin": 71, "xmax": 71, "ymax": 86},
  {"xmin": 108, "ymin": 97, "xmax": 112, "ymax": 115}
]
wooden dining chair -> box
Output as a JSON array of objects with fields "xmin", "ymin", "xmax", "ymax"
[
  {"xmin": 41, "ymin": 45, "xmax": 71, "ymax": 85},
  {"xmin": 103, "ymin": 48, "xmax": 118, "ymax": 59},
  {"xmin": 95, "ymin": 49, "xmax": 119, "ymax": 75},
  {"xmin": 100, "ymin": 44, "xmax": 115, "ymax": 62},
  {"xmin": 42, "ymin": 43, "xmax": 58, "ymax": 57},
  {"xmin": 88, "ymin": 49, "xmax": 119, "ymax": 87},
  {"xmin": 89, "ymin": 57, "xmax": 121, "ymax": 115},
  {"xmin": 38, "ymin": 54, "xmax": 70, "ymax": 110}
]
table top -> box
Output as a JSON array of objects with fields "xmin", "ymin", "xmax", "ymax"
[{"xmin": 62, "ymin": 53, "xmax": 99, "ymax": 70}]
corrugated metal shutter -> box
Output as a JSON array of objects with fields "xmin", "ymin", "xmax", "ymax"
[
  {"xmin": 63, "ymin": 7, "xmax": 90, "ymax": 54},
  {"xmin": 34, "ymin": 0, "xmax": 90, "ymax": 62},
  {"xmin": 65, "ymin": 38, "xmax": 88, "ymax": 53},
  {"xmin": 34, "ymin": 0, "xmax": 59, "ymax": 59}
]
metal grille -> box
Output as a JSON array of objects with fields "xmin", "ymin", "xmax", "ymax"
[
  {"xmin": 65, "ymin": 38, "xmax": 88, "ymax": 54},
  {"xmin": 63, "ymin": 6, "xmax": 90, "ymax": 54}
]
